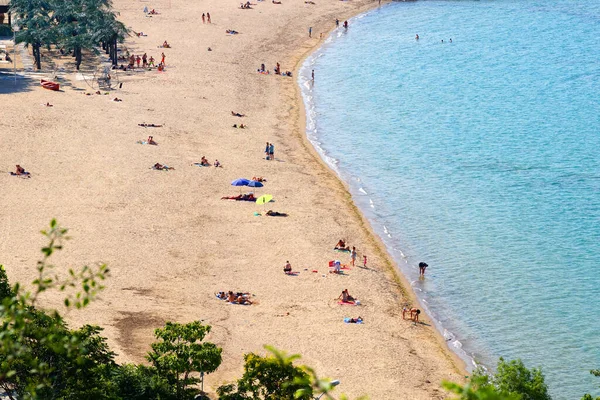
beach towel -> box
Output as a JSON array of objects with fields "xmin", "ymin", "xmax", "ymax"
[
  {"xmin": 193, "ymin": 163, "xmax": 210, "ymax": 167},
  {"xmin": 338, "ymin": 300, "xmax": 357, "ymax": 306},
  {"xmin": 285, "ymin": 271, "xmax": 299, "ymax": 276}
]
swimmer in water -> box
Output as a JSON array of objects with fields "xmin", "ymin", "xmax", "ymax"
[
  {"xmin": 450, "ymin": 38, "xmax": 452, "ymax": 43},
  {"xmin": 415, "ymin": 34, "xmax": 419, "ymax": 40}
]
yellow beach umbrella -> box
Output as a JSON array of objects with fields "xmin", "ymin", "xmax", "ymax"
[{"xmin": 256, "ymin": 194, "xmax": 273, "ymax": 212}]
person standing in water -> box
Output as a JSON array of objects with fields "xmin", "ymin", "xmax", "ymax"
[
  {"xmin": 311, "ymin": 69, "xmax": 315, "ymax": 81},
  {"xmin": 415, "ymin": 34, "xmax": 419, "ymax": 40},
  {"xmin": 336, "ymin": 18, "xmax": 339, "ymax": 27},
  {"xmin": 343, "ymin": 20, "xmax": 348, "ymax": 29},
  {"xmin": 418, "ymin": 261, "xmax": 428, "ymax": 277}
]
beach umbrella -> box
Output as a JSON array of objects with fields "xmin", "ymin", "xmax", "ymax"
[
  {"xmin": 247, "ymin": 180, "xmax": 264, "ymax": 195},
  {"xmin": 231, "ymin": 178, "xmax": 250, "ymax": 194},
  {"xmin": 256, "ymin": 194, "xmax": 273, "ymax": 212},
  {"xmin": 247, "ymin": 181, "xmax": 264, "ymax": 188},
  {"xmin": 231, "ymin": 178, "xmax": 250, "ymax": 186}
]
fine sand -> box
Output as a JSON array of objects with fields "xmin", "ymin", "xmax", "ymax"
[{"xmin": 0, "ymin": 0, "xmax": 464, "ymax": 397}]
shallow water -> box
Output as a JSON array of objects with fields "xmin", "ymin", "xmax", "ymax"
[{"xmin": 299, "ymin": 1, "xmax": 600, "ymax": 398}]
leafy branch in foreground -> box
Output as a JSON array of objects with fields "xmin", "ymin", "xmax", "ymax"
[
  {"xmin": 0, "ymin": 219, "xmax": 109, "ymax": 399},
  {"xmin": 217, "ymin": 345, "xmax": 367, "ymax": 400}
]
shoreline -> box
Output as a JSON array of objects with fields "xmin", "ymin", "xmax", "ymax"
[
  {"xmin": 2, "ymin": 0, "xmax": 465, "ymax": 397},
  {"xmin": 289, "ymin": 2, "xmax": 469, "ymax": 376}
]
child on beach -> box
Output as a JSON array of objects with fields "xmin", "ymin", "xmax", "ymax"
[{"xmin": 351, "ymin": 247, "xmax": 357, "ymax": 266}]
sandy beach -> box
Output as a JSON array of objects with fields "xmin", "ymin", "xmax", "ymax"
[{"xmin": 0, "ymin": 0, "xmax": 464, "ymax": 397}]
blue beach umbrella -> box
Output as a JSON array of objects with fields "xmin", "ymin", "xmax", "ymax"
[
  {"xmin": 247, "ymin": 181, "xmax": 264, "ymax": 188},
  {"xmin": 247, "ymin": 180, "xmax": 264, "ymax": 195},
  {"xmin": 231, "ymin": 178, "xmax": 250, "ymax": 186}
]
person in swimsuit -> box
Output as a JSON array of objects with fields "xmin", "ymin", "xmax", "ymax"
[
  {"xmin": 147, "ymin": 136, "xmax": 157, "ymax": 145},
  {"xmin": 338, "ymin": 289, "xmax": 355, "ymax": 302},
  {"xmin": 284, "ymin": 261, "xmax": 292, "ymax": 274},
  {"xmin": 419, "ymin": 261, "xmax": 428, "ymax": 277},
  {"xmin": 351, "ymin": 246, "xmax": 357, "ymax": 266}
]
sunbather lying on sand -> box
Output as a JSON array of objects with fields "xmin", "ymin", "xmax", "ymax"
[
  {"xmin": 10, "ymin": 165, "xmax": 31, "ymax": 177},
  {"xmin": 345, "ymin": 317, "xmax": 363, "ymax": 323},
  {"xmin": 161, "ymin": 41, "xmax": 171, "ymax": 48},
  {"xmin": 239, "ymin": 2, "xmax": 252, "ymax": 8},
  {"xmin": 266, "ymin": 210, "xmax": 288, "ymax": 217},
  {"xmin": 152, "ymin": 163, "xmax": 174, "ymax": 171},
  {"xmin": 272, "ymin": 0, "xmax": 282, "ymax": 4},
  {"xmin": 226, "ymin": 30, "xmax": 240, "ymax": 35},
  {"xmin": 192, "ymin": 157, "xmax": 211, "ymax": 167},
  {"xmin": 139, "ymin": 123, "xmax": 163, "ymax": 128},
  {"xmin": 252, "ymin": 176, "xmax": 266, "ymax": 182},
  {"xmin": 231, "ymin": 111, "xmax": 245, "ymax": 117},
  {"xmin": 232, "ymin": 124, "xmax": 247, "ymax": 129},
  {"xmin": 221, "ymin": 193, "xmax": 256, "ymax": 201},
  {"xmin": 227, "ymin": 291, "xmax": 253, "ymax": 305}
]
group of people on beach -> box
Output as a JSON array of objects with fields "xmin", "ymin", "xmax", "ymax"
[
  {"xmin": 264, "ymin": 142, "xmax": 275, "ymax": 160},
  {"xmin": 216, "ymin": 291, "xmax": 252, "ymax": 305},
  {"xmin": 201, "ymin": 12, "xmax": 212, "ymax": 23}
]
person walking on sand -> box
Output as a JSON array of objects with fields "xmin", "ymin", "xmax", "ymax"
[
  {"xmin": 309, "ymin": 26, "xmax": 312, "ymax": 38},
  {"xmin": 142, "ymin": 53, "xmax": 147, "ymax": 67},
  {"xmin": 202, "ymin": 13, "xmax": 205, "ymax": 23},
  {"xmin": 148, "ymin": 56, "xmax": 155, "ymax": 67},
  {"xmin": 207, "ymin": 12, "xmax": 211, "ymax": 23},
  {"xmin": 265, "ymin": 142, "xmax": 270, "ymax": 160},
  {"xmin": 136, "ymin": 55, "xmax": 141, "ymax": 68},
  {"xmin": 363, "ymin": 254, "xmax": 367, "ymax": 268},
  {"xmin": 269, "ymin": 143, "xmax": 274, "ymax": 160},
  {"xmin": 418, "ymin": 261, "xmax": 428, "ymax": 277},
  {"xmin": 161, "ymin": 52, "xmax": 166, "ymax": 65},
  {"xmin": 336, "ymin": 18, "xmax": 339, "ymax": 27},
  {"xmin": 351, "ymin": 246, "xmax": 357, "ymax": 267}
]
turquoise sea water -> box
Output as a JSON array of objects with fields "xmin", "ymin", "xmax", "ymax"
[{"xmin": 299, "ymin": 1, "xmax": 600, "ymax": 398}]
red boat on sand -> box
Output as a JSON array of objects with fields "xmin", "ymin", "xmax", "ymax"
[{"xmin": 40, "ymin": 79, "xmax": 60, "ymax": 91}]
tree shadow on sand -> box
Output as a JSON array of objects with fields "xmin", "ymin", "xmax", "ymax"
[{"xmin": 0, "ymin": 72, "xmax": 35, "ymax": 94}]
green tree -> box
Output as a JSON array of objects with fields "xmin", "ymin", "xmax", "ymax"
[
  {"xmin": 112, "ymin": 364, "xmax": 175, "ymax": 400},
  {"xmin": 217, "ymin": 346, "xmax": 364, "ymax": 400},
  {"xmin": 443, "ymin": 380, "xmax": 520, "ymax": 400},
  {"xmin": 581, "ymin": 369, "xmax": 600, "ymax": 400},
  {"xmin": 10, "ymin": 0, "xmax": 56, "ymax": 69},
  {"xmin": 147, "ymin": 321, "xmax": 222, "ymax": 400},
  {"xmin": 0, "ymin": 219, "xmax": 109, "ymax": 399},
  {"xmin": 217, "ymin": 346, "xmax": 313, "ymax": 400}
]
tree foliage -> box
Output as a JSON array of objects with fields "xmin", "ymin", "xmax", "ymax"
[
  {"xmin": 217, "ymin": 346, "xmax": 313, "ymax": 400},
  {"xmin": 472, "ymin": 358, "xmax": 552, "ymax": 400},
  {"xmin": 147, "ymin": 321, "xmax": 223, "ymax": 400},
  {"xmin": 10, "ymin": 0, "xmax": 127, "ymax": 69}
]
